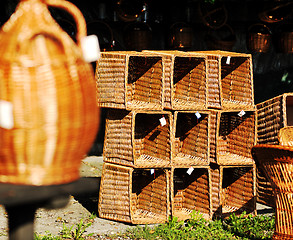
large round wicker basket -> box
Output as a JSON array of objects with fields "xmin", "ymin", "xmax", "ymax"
[{"xmin": 0, "ymin": 0, "xmax": 99, "ymax": 185}]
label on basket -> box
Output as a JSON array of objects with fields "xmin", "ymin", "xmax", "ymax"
[
  {"xmin": 159, "ymin": 117, "xmax": 166, "ymax": 126},
  {"xmin": 150, "ymin": 169, "xmax": 155, "ymax": 175},
  {"xmin": 81, "ymin": 35, "xmax": 101, "ymax": 63},
  {"xmin": 226, "ymin": 56, "xmax": 231, "ymax": 64},
  {"xmin": 195, "ymin": 112, "xmax": 201, "ymax": 119},
  {"xmin": 187, "ymin": 167, "xmax": 194, "ymax": 175},
  {"xmin": 238, "ymin": 110, "xmax": 246, "ymax": 117},
  {"xmin": 0, "ymin": 100, "xmax": 14, "ymax": 129}
]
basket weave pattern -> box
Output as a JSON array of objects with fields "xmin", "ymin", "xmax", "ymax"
[
  {"xmin": 96, "ymin": 52, "xmax": 164, "ymax": 110},
  {"xmin": 103, "ymin": 109, "xmax": 172, "ymax": 168},
  {"xmin": 0, "ymin": 0, "xmax": 98, "ymax": 185},
  {"xmin": 252, "ymin": 145, "xmax": 293, "ymax": 239},
  {"xmin": 99, "ymin": 163, "xmax": 170, "ymax": 224},
  {"xmin": 256, "ymin": 93, "xmax": 293, "ymax": 206},
  {"xmin": 171, "ymin": 167, "xmax": 211, "ymax": 220},
  {"xmin": 173, "ymin": 111, "xmax": 210, "ymax": 166}
]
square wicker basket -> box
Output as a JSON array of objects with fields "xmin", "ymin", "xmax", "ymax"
[
  {"xmin": 144, "ymin": 50, "xmax": 208, "ymax": 110},
  {"xmin": 210, "ymin": 164, "xmax": 256, "ymax": 218},
  {"xmin": 209, "ymin": 110, "xmax": 257, "ymax": 165},
  {"xmin": 173, "ymin": 111, "xmax": 210, "ymax": 167},
  {"xmin": 255, "ymin": 93, "xmax": 293, "ymax": 207},
  {"xmin": 98, "ymin": 163, "xmax": 170, "ymax": 224},
  {"xmin": 96, "ymin": 51, "xmax": 164, "ymax": 110},
  {"xmin": 103, "ymin": 109, "xmax": 172, "ymax": 168},
  {"xmin": 195, "ymin": 51, "xmax": 254, "ymax": 111},
  {"xmin": 171, "ymin": 166, "xmax": 211, "ymax": 221}
]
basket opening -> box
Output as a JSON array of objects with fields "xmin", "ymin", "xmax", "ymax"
[
  {"xmin": 134, "ymin": 113, "xmax": 171, "ymax": 164},
  {"xmin": 221, "ymin": 167, "xmax": 255, "ymax": 215},
  {"xmin": 173, "ymin": 168, "xmax": 210, "ymax": 218},
  {"xmin": 127, "ymin": 56, "xmax": 163, "ymax": 108},
  {"xmin": 132, "ymin": 169, "xmax": 168, "ymax": 220},
  {"xmin": 286, "ymin": 96, "xmax": 293, "ymax": 126},
  {"xmin": 173, "ymin": 56, "xmax": 206, "ymax": 106},
  {"xmin": 174, "ymin": 112, "xmax": 209, "ymax": 165},
  {"xmin": 218, "ymin": 111, "xmax": 255, "ymax": 164},
  {"xmin": 220, "ymin": 57, "xmax": 252, "ymax": 104}
]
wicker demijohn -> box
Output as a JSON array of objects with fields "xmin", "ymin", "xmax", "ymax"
[
  {"xmin": 0, "ymin": 0, "xmax": 99, "ymax": 185},
  {"xmin": 252, "ymin": 145, "xmax": 293, "ymax": 239}
]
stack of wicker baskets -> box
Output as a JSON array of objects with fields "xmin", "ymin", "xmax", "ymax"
[{"xmin": 96, "ymin": 50, "xmax": 257, "ymax": 224}]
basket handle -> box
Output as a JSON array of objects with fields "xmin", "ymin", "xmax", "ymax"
[
  {"xmin": 248, "ymin": 23, "xmax": 272, "ymax": 35},
  {"xmin": 44, "ymin": 0, "xmax": 87, "ymax": 47}
]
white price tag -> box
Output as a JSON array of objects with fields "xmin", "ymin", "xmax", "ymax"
[
  {"xmin": 0, "ymin": 100, "xmax": 14, "ymax": 129},
  {"xmin": 187, "ymin": 167, "xmax": 194, "ymax": 175},
  {"xmin": 226, "ymin": 56, "xmax": 231, "ymax": 64},
  {"xmin": 238, "ymin": 110, "xmax": 246, "ymax": 117},
  {"xmin": 150, "ymin": 169, "xmax": 155, "ymax": 175},
  {"xmin": 159, "ymin": 117, "xmax": 166, "ymax": 126},
  {"xmin": 81, "ymin": 35, "xmax": 101, "ymax": 62},
  {"xmin": 195, "ymin": 112, "xmax": 201, "ymax": 119}
]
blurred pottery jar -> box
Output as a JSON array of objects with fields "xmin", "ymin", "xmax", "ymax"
[
  {"xmin": 169, "ymin": 22, "xmax": 193, "ymax": 50},
  {"xmin": 0, "ymin": 0, "xmax": 99, "ymax": 185}
]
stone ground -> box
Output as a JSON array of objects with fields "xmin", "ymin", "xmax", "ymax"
[{"xmin": 0, "ymin": 156, "xmax": 273, "ymax": 239}]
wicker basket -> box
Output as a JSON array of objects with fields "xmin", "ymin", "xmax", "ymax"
[
  {"xmin": 173, "ymin": 111, "xmax": 210, "ymax": 167},
  {"xmin": 252, "ymin": 144, "xmax": 293, "ymax": 239},
  {"xmin": 95, "ymin": 51, "xmax": 164, "ymax": 110},
  {"xmin": 256, "ymin": 93, "xmax": 293, "ymax": 145},
  {"xmin": 171, "ymin": 166, "xmax": 211, "ymax": 221},
  {"xmin": 103, "ymin": 109, "xmax": 172, "ymax": 168},
  {"xmin": 209, "ymin": 110, "xmax": 257, "ymax": 165},
  {"xmin": 0, "ymin": 0, "xmax": 99, "ymax": 185},
  {"xmin": 211, "ymin": 164, "xmax": 256, "ymax": 218},
  {"xmin": 98, "ymin": 163, "xmax": 170, "ymax": 224},
  {"xmin": 247, "ymin": 24, "xmax": 272, "ymax": 53},
  {"xmin": 255, "ymin": 93, "xmax": 293, "ymax": 207},
  {"xmin": 194, "ymin": 51, "xmax": 254, "ymax": 111},
  {"xmin": 144, "ymin": 50, "xmax": 208, "ymax": 110}
]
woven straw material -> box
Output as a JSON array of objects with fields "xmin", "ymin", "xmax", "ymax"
[
  {"xmin": 0, "ymin": 0, "xmax": 98, "ymax": 185},
  {"xmin": 173, "ymin": 111, "xmax": 210, "ymax": 167},
  {"xmin": 252, "ymin": 144, "xmax": 293, "ymax": 239},
  {"xmin": 171, "ymin": 167, "xmax": 211, "ymax": 221},
  {"xmin": 279, "ymin": 126, "xmax": 293, "ymax": 146},
  {"xmin": 96, "ymin": 51, "xmax": 164, "ymax": 110},
  {"xmin": 211, "ymin": 164, "xmax": 256, "ymax": 218},
  {"xmin": 103, "ymin": 109, "xmax": 172, "ymax": 168},
  {"xmin": 256, "ymin": 93, "xmax": 293, "ymax": 206},
  {"xmin": 144, "ymin": 50, "xmax": 208, "ymax": 110},
  {"xmin": 195, "ymin": 51, "xmax": 254, "ymax": 111},
  {"xmin": 98, "ymin": 163, "xmax": 170, "ymax": 224},
  {"xmin": 209, "ymin": 110, "xmax": 257, "ymax": 165},
  {"xmin": 257, "ymin": 93, "xmax": 293, "ymax": 145}
]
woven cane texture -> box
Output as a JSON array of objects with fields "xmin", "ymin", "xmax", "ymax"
[
  {"xmin": 256, "ymin": 94, "xmax": 291, "ymax": 145},
  {"xmin": 173, "ymin": 111, "xmax": 210, "ymax": 167},
  {"xmin": 103, "ymin": 109, "xmax": 172, "ymax": 168},
  {"xmin": 171, "ymin": 167, "xmax": 211, "ymax": 221},
  {"xmin": 279, "ymin": 126, "xmax": 293, "ymax": 146},
  {"xmin": 196, "ymin": 51, "xmax": 254, "ymax": 111},
  {"xmin": 0, "ymin": 0, "xmax": 98, "ymax": 185},
  {"xmin": 210, "ymin": 164, "xmax": 221, "ymax": 217},
  {"xmin": 209, "ymin": 110, "xmax": 256, "ymax": 165},
  {"xmin": 98, "ymin": 163, "xmax": 170, "ymax": 224},
  {"xmin": 144, "ymin": 51, "xmax": 208, "ymax": 110},
  {"xmin": 252, "ymin": 144, "xmax": 293, "ymax": 239},
  {"xmin": 256, "ymin": 93, "xmax": 293, "ymax": 206},
  {"xmin": 220, "ymin": 165, "xmax": 256, "ymax": 218},
  {"xmin": 95, "ymin": 51, "xmax": 164, "ymax": 110}
]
